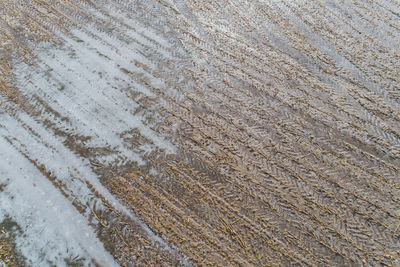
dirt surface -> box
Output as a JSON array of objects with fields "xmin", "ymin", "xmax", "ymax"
[{"xmin": 0, "ymin": 0, "xmax": 400, "ymax": 266}]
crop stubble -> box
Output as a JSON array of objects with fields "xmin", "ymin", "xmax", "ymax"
[{"xmin": 0, "ymin": 0, "xmax": 399, "ymax": 266}]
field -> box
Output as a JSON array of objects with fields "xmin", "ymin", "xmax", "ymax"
[{"xmin": 0, "ymin": 0, "xmax": 399, "ymax": 266}]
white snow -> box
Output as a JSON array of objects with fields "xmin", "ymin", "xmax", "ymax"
[
  {"xmin": 0, "ymin": 134, "xmax": 119, "ymax": 267},
  {"xmin": 0, "ymin": 2, "xmax": 189, "ymax": 265}
]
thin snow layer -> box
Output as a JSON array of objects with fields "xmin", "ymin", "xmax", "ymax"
[
  {"xmin": 0, "ymin": 101, "xmax": 183, "ymax": 265},
  {"xmin": 13, "ymin": 24, "xmax": 176, "ymax": 166},
  {"xmin": 0, "ymin": 3, "xmax": 186, "ymax": 265},
  {"xmin": 0, "ymin": 135, "xmax": 119, "ymax": 267},
  {"xmin": 0, "ymin": 105, "xmax": 130, "ymax": 218},
  {"xmin": 0, "ymin": 2, "xmax": 189, "ymax": 266}
]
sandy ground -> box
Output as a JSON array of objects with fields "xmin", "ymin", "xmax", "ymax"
[{"xmin": 0, "ymin": 0, "xmax": 399, "ymax": 266}]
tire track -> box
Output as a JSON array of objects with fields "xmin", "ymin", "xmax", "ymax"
[{"xmin": 0, "ymin": 0, "xmax": 399, "ymax": 266}]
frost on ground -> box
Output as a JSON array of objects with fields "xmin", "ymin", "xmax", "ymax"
[{"xmin": 1, "ymin": 0, "xmax": 400, "ymax": 266}]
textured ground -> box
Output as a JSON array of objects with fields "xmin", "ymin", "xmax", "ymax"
[{"xmin": 0, "ymin": 0, "xmax": 400, "ymax": 266}]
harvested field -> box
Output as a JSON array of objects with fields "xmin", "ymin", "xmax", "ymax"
[{"xmin": 0, "ymin": 0, "xmax": 399, "ymax": 266}]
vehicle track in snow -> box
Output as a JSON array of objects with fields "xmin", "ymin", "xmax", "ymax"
[{"xmin": 0, "ymin": 0, "xmax": 399, "ymax": 266}]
